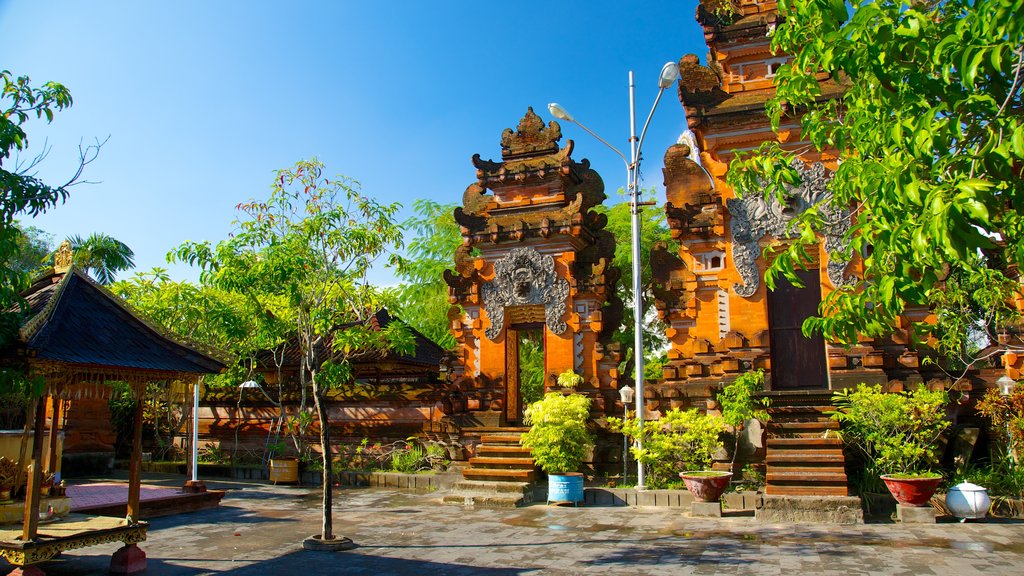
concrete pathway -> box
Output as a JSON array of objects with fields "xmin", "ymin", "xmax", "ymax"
[{"xmin": 8, "ymin": 476, "xmax": 1024, "ymax": 575}]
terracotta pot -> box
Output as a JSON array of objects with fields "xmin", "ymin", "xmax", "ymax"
[
  {"xmin": 880, "ymin": 474, "xmax": 942, "ymax": 506},
  {"xmin": 0, "ymin": 487, "xmax": 11, "ymax": 501},
  {"xmin": 680, "ymin": 470, "xmax": 732, "ymax": 502}
]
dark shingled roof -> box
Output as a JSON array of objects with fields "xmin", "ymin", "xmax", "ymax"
[
  {"xmin": 255, "ymin": 308, "xmax": 446, "ymax": 371},
  {"xmin": 8, "ymin": 269, "xmax": 224, "ymax": 374}
]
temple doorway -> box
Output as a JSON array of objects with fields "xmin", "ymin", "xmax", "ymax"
[
  {"xmin": 767, "ymin": 269, "xmax": 829, "ymax": 389},
  {"xmin": 505, "ymin": 324, "xmax": 545, "ymax": 424}
]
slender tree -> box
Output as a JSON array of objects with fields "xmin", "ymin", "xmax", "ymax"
[{"xmin": 174, "ymin": 158, "xmax": 412, "ymax": 544}]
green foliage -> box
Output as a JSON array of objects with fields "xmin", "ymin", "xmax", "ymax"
[
  {"xmin": 830, "ymin": 384, "xmax": 950, "ymax": 476},
  {"xmin": 609, "ymin": 408, "xmax": 727, "ymax": 489},
  {"xmin": 717, "ymin": 369, "xmax": 771, "ymax": 429},
  {"xmin": 976, "ymin": 384, "xmax": 1024, "ymax": 458},
  {"xmin": 63, "ymin": 232, "xmax": 135, "ymax": 284},
  {"xmin": 556, "ymin": 369, "xmax": 583, "ymax": 390},
  {"xmin": 520, "ymin": 392, "xmax": 593, "ymax": 474},
  {"xmin": 388, "ymin": 442, "xmax": 425, "ymax": 473},
  {"xmin": 1, "ymin": 70, "xmax": 90, "ymax": 396},
  {"xmin": 727, "ymin": 0, "xmax": 1024, "ymax": 363},
  {"xmin": 198, "ymin": 445, "xmax": 231, "ymax": 465},
  {"xmin": 388, "ymin": 199, "xmax": 462, "ymax": 350},
  {"xmin": 518, "ymin": 331, "xmax": 545, "ymax": 406},
  {"xmin": 6, "ymin": 223, "xmax": 52, "ymax": 278}
]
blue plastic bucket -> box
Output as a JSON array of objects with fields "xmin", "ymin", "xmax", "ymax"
[{"xmin": 547, "ymin": 473, "xmax": 584, "ymax": 505}]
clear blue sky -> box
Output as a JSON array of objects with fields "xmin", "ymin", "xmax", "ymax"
[{"xmin": 2, "ymin": 0, "xmax": 708, "ymax": 285}]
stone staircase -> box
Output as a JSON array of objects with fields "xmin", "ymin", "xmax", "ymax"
[
  {"xmin": 765, "ymin": 404, "xmax": 849, "ymax": 497},
  {"xmin": 441, "ymin": 427, "xmax": 539, "ymax": 507}
]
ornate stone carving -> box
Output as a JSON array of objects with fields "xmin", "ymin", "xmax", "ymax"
[
  {"xmin": 482, "ymin": 247, "xmax": 569, "ymax": 340},
  {"xmin": 726, "ymin": 161, "xmax": 851, "ymax": 297},
  {"xmin": 500, "ymin": 107, "xmax": 562, "ymax": 159}
]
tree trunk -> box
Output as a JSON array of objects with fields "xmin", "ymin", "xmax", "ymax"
[{"xmin": 311, "ymin": 370, "xmax": 333, "ymax": 541}]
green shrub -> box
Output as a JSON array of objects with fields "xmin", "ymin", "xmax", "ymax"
[
  {"xmin": 520, "ymin": 392, "xmax": 593, "ymax": 474},
  {"xmin": 717, "ymin": 370, "xmax": 771, "ymax": 469},
  {"xmin": 389, "ymin": 443, "xmax": 425, "ymax": 473},
  {"xmin": 557, "ymin": 369, "xmax": 583, "ymax": 390},
  {"xmin": 830, "ymin": 384, "xmax": 949, "ymax": 477},
  {"xmin": 610, "ymin": 408, "xmax": 727, "ymax": 489}
]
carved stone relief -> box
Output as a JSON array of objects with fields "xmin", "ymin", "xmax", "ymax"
[
  {"xmin": 726, "ymin": 161, "xmax": 852, "ymax": 297},
  {"xmin": 482, "ymin": 247, "xmax": 570, "ymax": 340}
]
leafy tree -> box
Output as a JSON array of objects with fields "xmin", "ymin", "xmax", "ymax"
[
  {"xmin": 64, "ymin": 232, "xmax": 136, "ymax": 284},
  {"xmin": 5, "ymin": 223, "xmax": 52, "ymax": 278},
  {"xmin": 1, "ymin": 70, "xmax": 102, "ymax": 393},
  {"xmin": 593, "ymin": 198, "xmax": 676, "ymax": 379},
  {"xmin": 174, "ymin": 158, "xmax": 412, "ymax": 544},
  {"xmin": 716, "ymin": 369, "xmax": 771, "ymax": 470},
  {"xmin": 727, "ymin": 0, "xmax": 1024, "ymax": 370},
  {"xmin": 389, "ymin": 199, "xmax": 461, "ymax": 350}
]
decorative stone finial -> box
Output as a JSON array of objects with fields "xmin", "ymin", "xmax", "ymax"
[
  {"xmin": 500, "ymin": 107, "xmax": 562, "ymax": 159},
  {"xmin": 53, "ymin": 240, "xmax": 73, "ymax": 274}
]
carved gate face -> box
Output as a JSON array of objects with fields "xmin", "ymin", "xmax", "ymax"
[{"xmin": 766, "ymin": 269, "xmax": 828, "ymax": 389}]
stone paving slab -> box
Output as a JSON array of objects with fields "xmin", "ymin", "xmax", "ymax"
[{"xmin": 7, "ymin": 477, "xmax": 1024, "ymax": 575}]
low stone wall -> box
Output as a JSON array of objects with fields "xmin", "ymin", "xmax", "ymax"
[{"xmin": 583, "ymin": 487, "xmax": 760, "ymax": 510}]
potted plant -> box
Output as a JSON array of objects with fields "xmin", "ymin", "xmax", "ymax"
[
  {"xmin": 0, "ymin": 457, "xmax": 18, "ymax": 501},
  {"xmin": 520, "ymin": 391, "xmax": 593, "ymax": 505},
  {"xmin": 717, "ymin": 370, "xmax": 771, "ymax": 474},
  {"xmin": 611, "ymin": 408, "xmax": 729, "ymax": 500},
  {"xmin": 830, "ymin": 384, "xmax": 950, "ymax": 506},
  {"xmin": 40, "ymin": 471, "xmax": 55, "ymax": 497}
]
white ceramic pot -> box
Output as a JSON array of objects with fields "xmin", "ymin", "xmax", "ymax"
[{"xmin": 945, "ymin": 482, "xmax": 991, "ymax": 520}]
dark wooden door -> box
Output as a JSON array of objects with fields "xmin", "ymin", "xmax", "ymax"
[{"xmin": 767, "ymin": 269, "xmax": 828, "ymax": 389}]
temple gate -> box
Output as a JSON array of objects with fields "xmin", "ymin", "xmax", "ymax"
[{"xmin": 444, "ymin": 108, "xmax": 624, "ymax": 476}]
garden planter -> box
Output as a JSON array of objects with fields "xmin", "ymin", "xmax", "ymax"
[
  {"xmin": 680, "ymin": 470, "xmax": 732, "ymax": 502},
  {"xmin": 547, "ymin": 473, "xmax": 584, "ymax": 505},
  {"xmin": 880, "ymin": 474, "xmax": 942, "ymax": 506},
  {"xmin": 946, "ymin": 482, "xmax": 991, "ymax": 520},
  {"xmin": 269, "ymin": 458, "xmax": 299, "ymax": 484},
  {"xmin": 0, "ymin": 487, "xmax": 11, "ymax": 501}
]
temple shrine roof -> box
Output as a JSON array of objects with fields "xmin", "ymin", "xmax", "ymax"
[{"xmin": 6, "ymin": 268, "xmax": 225, "ymax": 375}]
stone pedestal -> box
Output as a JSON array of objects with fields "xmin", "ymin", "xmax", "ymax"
[
  {"xmin": 110, "ymin": 543, "xmax": 147, "ymax": 574},
  {"xmin": 691, "ymin": 501, "xmax": 723, "ymax": 518},
  {"xmin": 896, "ymin": 504, "xmax": 937, "ymax": 523},
  {"xmin": 183, "ymin": 480, "xmax": 207, "ymax": 493}
]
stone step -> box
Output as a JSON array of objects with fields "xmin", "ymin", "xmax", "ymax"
[
  {"xmin": 479, "ymin": 434, "xmax": 525, "ymax": 445},
  {"xmin": 468, "ymin": 457, "xmax": 536, "ymax": 469},
  {"xmin": 463, "ymin": 468, "xmax": 537, "ymax": 482},
  {"xmin": 441, "ymin": 494, "xmax": 527, "ymax": 508},
  {"xmin": 767, "ymin": 470, "xmax": 848, "ymax": 483},
  {"xmin": 767, "ymin": 451, "xmax": 846, "ymax": 464},
  {"xmin": 764, "ymin": 484, "xmax": 850, "ymax": 497},
  {"xmin": 767, "ymin": 405, "xmax": 835, "ymax": 415},
  {"xmin": 477, "ymin": 445, "xmax": 532, "ymax": 457},
  {"xmin": 450, "ymin": 480, "xmax": 533, "ymax": 495},
  {"xmin": 768, "ymin": 420, "xmax": 839, "ymax": 432},
  {"xmin": 767, "ymin": 436, "xmax": 843, "ymax": 448}
]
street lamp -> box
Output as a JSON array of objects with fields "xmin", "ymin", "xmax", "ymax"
[
  {"xmin": 618, "ymin": 384, "xmax": 635, "ymax": 484},
  {"xmin": 549, "ymin": 60, "xmax": 679, "ymax": 490}
]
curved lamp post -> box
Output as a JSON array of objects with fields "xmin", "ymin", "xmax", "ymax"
[{"xmin": 549, "ymin": 60, "xmax": 679, "ymax": 490}]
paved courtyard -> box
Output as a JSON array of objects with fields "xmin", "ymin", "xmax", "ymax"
[{"xmin": 9, "ymin": 477, "xmax": 1024, "ymax": 575}]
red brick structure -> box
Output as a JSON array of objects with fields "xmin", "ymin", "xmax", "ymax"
[
  {"xmin": 444, "ymin": 108, "xmax": 626, "ymax": 472},
  {"xmin": 649, "ymin": 0, "xmax": 975, "ymax": 496}
]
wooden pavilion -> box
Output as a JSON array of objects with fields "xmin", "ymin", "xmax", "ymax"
[{"xmin": 0, "ymin": 241, "xmax": 224, "ymax": 575}]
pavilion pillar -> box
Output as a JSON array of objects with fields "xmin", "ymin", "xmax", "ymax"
[
  {"xmin": 127, "ymin": 383, "xmax": 144, "ymax": 523},
  {"xmin": 46, "ymin": 396, "xmax": 62, "ymax": 474},
  {"xmin": 21, "ymin": 396, "xmax": 48, "ymax": 541}
]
